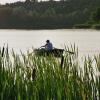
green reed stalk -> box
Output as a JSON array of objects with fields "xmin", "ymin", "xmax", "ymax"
[{"xmin": 0, "ymin": 46, "xmax": 100, "ymax": 100}]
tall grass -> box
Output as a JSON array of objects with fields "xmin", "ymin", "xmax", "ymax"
[{"xmin": 0, "ymin": 46, "xmax": 100, "ymax": 100}]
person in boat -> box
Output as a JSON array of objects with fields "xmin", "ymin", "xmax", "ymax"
[{"xmin": 41, "ymin": 40, "xmax": 53, "ymax": 50}]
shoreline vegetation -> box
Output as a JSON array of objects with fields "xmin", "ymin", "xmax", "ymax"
[
  {"xmin": 0, "ymin": 0, "xmax": 100, "ymax": 29},
  {"xmin": 0, "ymin": 46, "xmax": 100, "ymax": 99}
]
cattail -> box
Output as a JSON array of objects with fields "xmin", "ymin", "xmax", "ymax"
[
  {"xmin": 26, "ymin": 66, "xmax": 32, "ymax": 80},
  {"xmin": 2, "ymin": 46, "xmax": 5, "ymax": 57},
  {"xmin": 6, "ymin": 44, "xmax": 9, "ymax": 56},
  {"xmin": 61, "ymin": 56, "xmax": 64, "ymax": 68},
  {"xmin": 32, "ymin": 68, "xmax": 36, "ymax": 81}
]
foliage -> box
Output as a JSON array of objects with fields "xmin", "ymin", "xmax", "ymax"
[
  {"xmin": 0, "ymin": 46, "xmax": 100, "ymax": 100},
  {"xmin": 91, "ymin": 7, "xmax": 100, "ymax": 23},
  {"xmin": 92, "ymin": 24, "xmax": 100, "ymax": 29},
  {"xmin": 74, "ymin": 24, "xmax": 91, "ymax": 29},
  {"xmin": 0, "ymin": 0, "xmax": 100, "ymax": 29}
]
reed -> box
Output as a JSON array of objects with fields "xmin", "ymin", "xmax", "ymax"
[{"xmin": 0, "ymin": 46, "xmax": 99, "ymax": 100}]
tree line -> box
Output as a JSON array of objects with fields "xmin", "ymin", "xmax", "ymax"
[{"xmin": 0, "ymin": 0, "xmax": 100, "ymax": 29}]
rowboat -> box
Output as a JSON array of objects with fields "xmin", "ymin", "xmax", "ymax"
[
  {"xmin": 32, "ymin": 48, "xmax": 74, "ymax": 68},
  {"xmin": 34, "ymin": 48, "xmax": 64, "ymax": 57}
]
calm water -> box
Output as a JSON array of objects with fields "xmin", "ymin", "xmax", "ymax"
[{"xmin": 0, "ymin": 29, "xmax": 100, "ymax": 56}]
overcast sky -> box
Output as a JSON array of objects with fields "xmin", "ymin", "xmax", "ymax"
[{"xmin": 0, "ymin": 0, "xmax": 25, "ymax": 4}]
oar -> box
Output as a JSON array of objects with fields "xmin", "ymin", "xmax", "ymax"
[
  {"xmin": 53, "ymin": 47, "xmax": 74, "ymax": 54},
  {"xmin": 65, "ymin": 50, "xmax": 75, "ymax": 54},
  {"xmin": 28, "ymin": 48, "xmax": 75, "ymax": 56}
]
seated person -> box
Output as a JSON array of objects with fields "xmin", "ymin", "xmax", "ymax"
[{"xmin": 41, "ymin": 40, "xmax": 53, "ymax": 50}]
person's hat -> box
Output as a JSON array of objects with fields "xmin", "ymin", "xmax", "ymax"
[{"xmin": 46, "ymin": 40, "xmax": 50, "ymax": 42}]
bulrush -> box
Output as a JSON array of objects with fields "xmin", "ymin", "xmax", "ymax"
[
  {"xmin": 32, "ymin": 68, "xmax": 36, "ymax": 81},
  {"xmin": 0, "ymin": 46, "xmax": 100, "ymax": 99},
  {"xmin": 2, "ymin": 46, "xmax": 5, "ymax": 57},
  {"xmin": 26, "ymin": 66, "xmax": 32, "ymax": 80}
]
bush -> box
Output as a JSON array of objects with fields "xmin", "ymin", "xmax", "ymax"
[
  {"xmin": 92, "ymin": 24, "xmax": 100, "ymax": 29},
  {"xmin": 74, "ymin": 24, "xmax": 91, "ymax": 29}
]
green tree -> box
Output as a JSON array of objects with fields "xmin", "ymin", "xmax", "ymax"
[
  {"xmin": 44, "ymin": 8, "xmax": 56, "ymax": 17},
  {"xmin": 0, "ymin": 7, "xmax": 12, "ymax": 23},
  {"xmin": 92, "ymin": 7, "xmax": 100, "ymax": 23},
  {"xmin": 25, "ymin": 0, "xmax": 31, "ymax": 3},
  {"xmin": 31, "ymin": 0, "xmax": 38, "ymax": 3},
  {"xmin": 12, "ymin": 6, "xmax": 27, "ymax": 17}
]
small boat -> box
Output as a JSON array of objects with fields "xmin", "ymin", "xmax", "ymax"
[{"xmin": 34, "ymin": 48, "xmax": 64, "ymax": 57}]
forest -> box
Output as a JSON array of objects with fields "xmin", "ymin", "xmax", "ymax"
[{"xmin": 0, "ymin": 0, "xmax": 100, "ymax": 29}]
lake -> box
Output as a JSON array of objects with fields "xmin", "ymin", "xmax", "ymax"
[{"xmin": 0, "ymin": 29, "xmax": 100, "ymax": 57}]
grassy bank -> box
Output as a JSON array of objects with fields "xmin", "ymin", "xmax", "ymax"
[
  {"xmin": 74, "ymin": 24, "xmax": 100, "ymax": 29},
  {"xmin": 0, "ymin": 46, "xmax": 100, "ymax": 100}
]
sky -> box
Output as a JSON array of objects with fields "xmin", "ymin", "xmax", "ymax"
[{"xmin": 0, "ymin": 0, "xmax": 25, "ymax": 4}]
